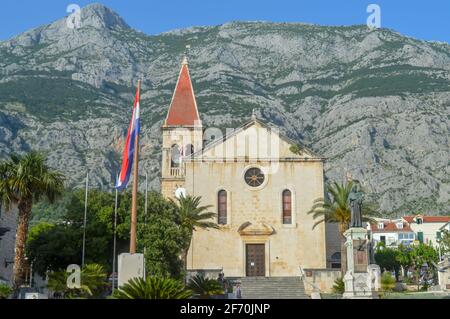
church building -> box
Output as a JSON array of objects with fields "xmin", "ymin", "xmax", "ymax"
[{"xmin": 161, "ymin": 58, "xmax": 329, "ymax": 278}]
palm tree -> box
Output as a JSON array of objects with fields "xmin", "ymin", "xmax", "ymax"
[
  {"xmin": 187, "ymin": 274, "xmax": 224, "ymax": 299},
  {"xmin": 307, "ymin": 181, "xmax": 376, "ymax": 273},
  {"xmin": 47, "ymin": 263, "xmax": 109, "ymax": 299},
  {"xmin": 79, "ymin": 264, "xmax": 110, "ymax": 298},
  {"xmin": 0, "ymin": 152, "xmax": 64, "ymax": 290},
  {"xmin": 170, "ymin": 195, "xmax": 218, "ymax": 274},
  {"xmin": 113, "ymin": 277, "xmax": 192, "ymax": 299}
]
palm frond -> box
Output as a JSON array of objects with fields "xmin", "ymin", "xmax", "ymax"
[
  {"xmin": 187, "ymin": 274, "xmax": 224, "ymax": 298},
  {"xmin": 0, "ymin": 151, "xmax": 65, "ymax": 207},
  {"xmin": 114, "ymin": 277, "xmax": 192, "ymax": 299},
  {"xmin": 308, "ymin": 180, "xmax": 376, "ymax": 235}
]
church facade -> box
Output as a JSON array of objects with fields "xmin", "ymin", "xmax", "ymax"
[{"xmin": 160, "ymin": 58, "xmax": 329, "ymax": 277}]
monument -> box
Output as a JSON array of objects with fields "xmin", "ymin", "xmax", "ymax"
[
  {"xmin": 343, "ymin": 181, "xmax": 380, "ymax": 299},
  {"xmin": 117, "ymin": 253, "xmax": 145, "ymax": 288}
]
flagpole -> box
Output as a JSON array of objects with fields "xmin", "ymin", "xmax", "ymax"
[
  {"xmin": 112, "ymin": 174, "xmax": 119, "ymax": 292},
  {"xmin": 129, "ymin": 80, "xmax": 141, "ymax": 254},
  {"xmin": 144, "ymin": 172, "xmax": 148, "ymax": 226},
  {"xmin": 82, "ymin": 172, "xmax": 89, "ymax": 267},
  {"xmin": 143, "ymin": 172, "xmax": 148, "ymax": 256}
]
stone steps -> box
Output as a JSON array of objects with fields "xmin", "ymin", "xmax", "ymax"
[{"xmin": 239, "ymin": 277, "xmax": 309, "ymax": 299}]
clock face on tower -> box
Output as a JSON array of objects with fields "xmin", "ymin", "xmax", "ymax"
[{"xmin": 175, "ymin": 187, "xmax": 186, "ymax": 199}]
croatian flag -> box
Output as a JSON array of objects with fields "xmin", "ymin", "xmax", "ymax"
[{"xmin": 115, "ymin": 84, "xmax": 141, "ymax": 190}]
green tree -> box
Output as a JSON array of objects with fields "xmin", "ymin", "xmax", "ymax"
[
  {"xmin": 380, "ymin": 272, "xmax": 396, "ymax": 292},
  {"xmin": 375, "ymin": 242, "xmax": 401, "ymax": 280},
  {"xmin": 47, "ymin": 263, "xmax": 109, "ymax": 299},
  {"xmin": 408, "ymin": 243, "xmax": 439, "ymax": 291},
  {"xmin": 170, "ymin": 195, "xmax": 218, "ymax": 273},
  {"xmin": 396, "ymin": 244, "xmax": 413, "ymax": 278},
  {"xmin": 307, "ymin": 180, "xmax": 377, "ymax": 273},
  {"xmin": 187, "ymin": 274, "xmax": 224, "ymax": 299},
  {"xmin": 28, "ymin": 190, "xmax": 189, "ymax": 282},
  {"xmin": 112, "ymin": 277, "xmax": 192, "ymax": 299},
  {"xmin": 27, "ymin": 222, "xmax": 79, "ymax": 275},
  {"xmin": 27, "ymin": 221, "xmax": 54, "ymax": 243},
  {"xmin": 438, "ymin": 230, "xmax": 450, "ymax": 255},
  {"xmin": 0, "ymin": 152, "xmax": 64, "ymax": 290},
  {"xmin": 27, "ymin": 189, "xmax": 133, "ymax": 275},
  {"xmin": 138, "ymin": 192, "xmax": 186, "ymax": 279},
  {"xmin": 63, "ymin": 189, "xmax": 130, "ymax": 268}
]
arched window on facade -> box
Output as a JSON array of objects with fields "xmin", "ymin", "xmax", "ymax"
[
  {"xmin": 171, "ymin": 144, "xmax": 180, "ymax": 168},
  {"xmin": 218, "ymin": 190, "xmax": 227, "ymax": 225},
  {"xmin": 282, "ymin": 189, "xmax": 292, "ymax": 224},
  {"xmin": 330, "ymin": 252, "xmax": 341, "ymax": 269},
  {"xmin": 185, "ymin": 144, "xmax": 194, "ymax": 156}
]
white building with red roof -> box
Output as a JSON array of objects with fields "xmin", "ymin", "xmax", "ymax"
[
  {"xmin": 369, "ymin": 219, "xmax": 415, "ymax": 247},
  {"xmin": 401, "ymin": 215, "xmax": 450, "ymax": 246}
]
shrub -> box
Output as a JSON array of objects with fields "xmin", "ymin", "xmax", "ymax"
[
  {"xmin": 113, "ymin": 276, "xmax": 192, "ymax": 299},
  {"xmin": 47, "ymin": 263, "xmax": 109, "ymax": 299},
  {"xmin": 0, "ymin": 284, "xmax": 13, "ymax": 299},
  {"xmin": 381, "ymin": 272, "xmax": 396, "ymax": 292},
  {"xmin": 332, "ymin": 277, "xmax": 345, "ymax": 294},
  {"xmin": 187, "ymin": 274, "xmax": 224, "ymax": 299}
]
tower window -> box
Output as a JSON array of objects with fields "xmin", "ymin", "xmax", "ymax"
[
  {"xmin": 171, "ymin": 144, "xmax": 180, "ymax": 167},
  {"xmin": 185, "ymin": 144, "xmax": 194, "ymax": 156},
  {"xmin": 282, "ymin": 189, "xmax": 292, "ymax": 224},
  {"xmin": 218, "ymin": 190, "xmax": 227, "ymax": 225}
]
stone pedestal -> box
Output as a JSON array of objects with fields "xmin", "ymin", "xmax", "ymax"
[
  {"xmin": 343, "ymin": 227, "xmax": 380, "ymax": 299},
  {"xmin": 117, "ymin": 253, "xmax": 145, "ymax": 288}
]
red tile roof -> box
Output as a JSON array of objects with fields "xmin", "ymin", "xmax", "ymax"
[
  {"xmin": 370, "ymin": 221, "xmax": 412, "ymax": 233},
  {"xmin": 164, "ymin": 60, "xmax": 201, "ymax": 126},
  {"xmin": 403, "ymin": 216, "xmax": 450, "ymax": 224}
]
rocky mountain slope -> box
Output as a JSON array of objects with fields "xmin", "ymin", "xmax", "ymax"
[{"xmin": 0, "ymin": 3, "xmax": 449, "ymax": 215}]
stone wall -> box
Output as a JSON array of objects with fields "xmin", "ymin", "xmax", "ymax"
[
  {"xmin": 303, "ymin": 268, "xmax": 342, "ymax": 294},
  {"xmin": 0, "ymin": 204, "xmax": 17, "ymax": 286},
  {"xmin": 186, "ymin": 269, "xmax": 223, "ymax": 281},
  {"xmin": 185, "ymin": 159, "xmax": 327, "ymax": 277}
]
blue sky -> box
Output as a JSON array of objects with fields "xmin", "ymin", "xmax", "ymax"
[{"xmin": 0, "ymin": 0, "xmax": 449, "ymax": 42}]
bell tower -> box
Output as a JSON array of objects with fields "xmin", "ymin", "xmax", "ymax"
[{"xmin": 161, "ymin": 57, "xmax": 203, "ymax": 199}]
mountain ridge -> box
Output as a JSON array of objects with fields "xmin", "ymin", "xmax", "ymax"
[{"xmin": 0, "ymin": 3, "xmax": 449, "ymax": 215}]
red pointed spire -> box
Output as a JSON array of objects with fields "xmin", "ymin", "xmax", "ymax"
[{"xmin": 165, "ymin": 57, "xmax": 201, "ymax": 126}]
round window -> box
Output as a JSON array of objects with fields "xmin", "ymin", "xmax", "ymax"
[{"xmin": 244, "ymin": 167, "xmax": 265, "ymax": 187}]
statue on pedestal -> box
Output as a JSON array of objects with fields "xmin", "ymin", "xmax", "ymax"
[
  {"xmin": 348, "ymin": 181, "xmax": 364, "ymax": 228},
  {"xmin": 342, "ymin": 176, "xmax": 380, "ymax": 298}
]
